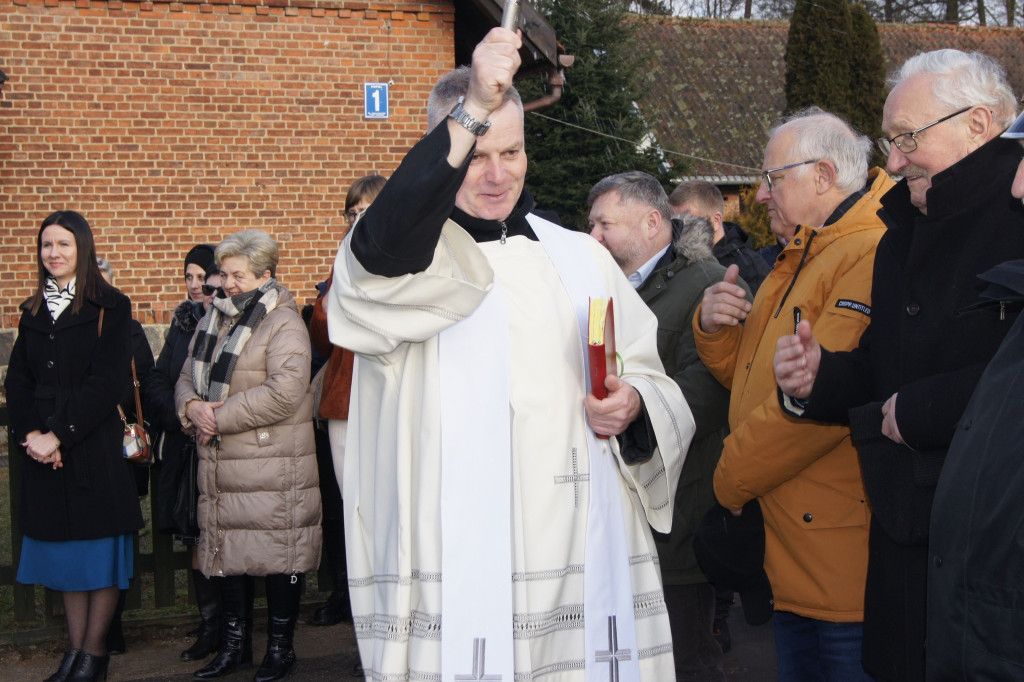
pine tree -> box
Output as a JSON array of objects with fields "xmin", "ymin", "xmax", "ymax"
[
  {"xmin": 848, "ymin": 3, "xmax": 887, "ymax": 142},
  {"xmin": 784, "ymin": 0, "xmax": 854, "ymax": 118},
  {"xmin": 518, "ymin": 1, "xmax": 676, "ymax": 230}
]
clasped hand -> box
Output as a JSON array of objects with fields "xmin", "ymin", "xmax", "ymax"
[
  {"xmin": 23, "ymin": 430, "xmax": 62, "ymax": 469},
  {"xmin": 186, "ymin": 399, "xmax": 224, "ymax": 446}
]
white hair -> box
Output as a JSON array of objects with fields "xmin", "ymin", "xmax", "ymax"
[
  {"xmin": 771, "ymin": 107, "xmax": 871, "ymax": 195},
  {"xmin": 890, "ymin": 49, "xmax": 1017, "ymax": 128}
]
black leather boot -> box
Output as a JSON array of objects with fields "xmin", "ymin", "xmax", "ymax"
[
  {"xmin": 44, "ymin": 649, "xmax": 82, "ymax": 682},
  {"xmin": 312, "ymin": 516, "xmax": 350, "ymax": 626},
  {"xmin": 311, "ymin": 588, "xmax": 351, "ymax": 626},
  {"xmin": 182, "ymin": 569, "xmax": 223, "ymax": 661},
  {"xmin": 67, "ymin": 652, "xmax": 109, "ymax": 682},
  {"xmin": 254, "ymin": 574, "xmax": 302, "ymax": 682},
  {"xmin": 193, "ymin": 576, "xmax": 253, "ymax": 679}
]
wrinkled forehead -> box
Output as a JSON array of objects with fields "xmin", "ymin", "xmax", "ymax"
[
  {"xmin": 883, "ymin": 74, "xmax": 942, "ymax": 132},
  {"xmin": 475, "ymin": 101, "xmax": 526, "ymax": 154},
  {"xmin": 763, "ymin": 128, "xmax": 798, "ymax": 166}
]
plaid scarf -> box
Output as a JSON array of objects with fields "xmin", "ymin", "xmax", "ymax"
[{"xmin": 190, "ymin": 278, "xmax": 279, "ymax": 403}]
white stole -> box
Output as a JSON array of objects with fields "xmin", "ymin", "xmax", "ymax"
[
  {"xmin": 438, "ymin": 215, "xmax": 640, "ymax": 682},
  {"xmin": 529, "ymin": 216, "xmax": 640, "ymax": 682},
  {"xmin": 439, "ymin": 281, "xmax": 515, "ymax": 680}
]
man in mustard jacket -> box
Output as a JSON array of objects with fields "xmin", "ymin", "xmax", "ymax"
[{"xmin": 693, "ymin": 107, "xmax": 894, "ymax": 681}]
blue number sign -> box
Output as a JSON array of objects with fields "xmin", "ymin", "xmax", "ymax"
[{"xmin": 364, "ymin": 82, "xmax": 389, "ymax": 119}]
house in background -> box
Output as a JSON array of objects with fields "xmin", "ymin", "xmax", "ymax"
[
  {"xmin": 0, "ymin": 0, "xmax": 565, "ymax": 328},
  {"xmin": 635, "ymin": 17, "xmax": 1024, "ymax": 215}
]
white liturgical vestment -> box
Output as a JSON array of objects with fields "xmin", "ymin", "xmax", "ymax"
[{"xmin": 328, "ymin": 215, "xmax": 694, "ymax": 681}]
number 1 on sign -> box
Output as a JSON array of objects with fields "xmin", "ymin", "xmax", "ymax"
[{"xmin": 364, "ymin": 83, "xmax": 389, "ymax": 119}]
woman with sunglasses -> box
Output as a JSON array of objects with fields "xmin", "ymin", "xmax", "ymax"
[{"xmin": 149, "ymin": 244, "xmax": 226, "ymax": 662}]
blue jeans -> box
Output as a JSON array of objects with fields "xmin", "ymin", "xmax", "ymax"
[{"xmin": 773, "ymin": 611, "xmax": 873, "ymax": 682}]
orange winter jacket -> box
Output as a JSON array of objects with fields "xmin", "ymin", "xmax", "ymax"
[{"xmin": 693, "ymin": 168, "xmax": 894, "ymax": 622}]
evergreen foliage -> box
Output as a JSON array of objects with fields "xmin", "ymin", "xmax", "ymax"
[
  {"xmin": 848, "ymin": 3, "xmax": 887, "ymax": 143},
  {"xmin": 784, "ymin": 0, "xmax": 854, "ymax": 117},
  {"xmin": 733, "ymin": 184, "xmax": 776, "ymax": 250},
  {"xmin": 518, "ymin": 2, "xmax": 676, "ymax": 230}
]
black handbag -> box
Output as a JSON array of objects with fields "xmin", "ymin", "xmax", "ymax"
[{"xmin": 170, "ymin": 441, "xmax": 200, "ymax": 538}]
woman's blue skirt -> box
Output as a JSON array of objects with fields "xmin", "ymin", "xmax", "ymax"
[{"xmin": 17, "ymin": 534, "xmax": 134, "ymax": 591}]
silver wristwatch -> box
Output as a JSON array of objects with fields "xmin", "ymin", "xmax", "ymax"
[{"xmin": 448, "ymin": 96, "xmax": 491, "ymax": 136}]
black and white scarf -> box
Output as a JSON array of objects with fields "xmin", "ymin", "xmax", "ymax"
[
  {"xmin": 44, "ymin": 276, "xmax": 75, "ymax": 320},
  {"xmin": 190, "ymin": 278, "xmax": 279, "ymax": 403}
]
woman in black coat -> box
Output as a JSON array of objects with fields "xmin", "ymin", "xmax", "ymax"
[
  {"xmin": 5, "ymin": 210, "xmax": 144, "ymax": 682},
  {"xmin": 147, "ymin": 244, "xmax": 224, "ymax": 662}
]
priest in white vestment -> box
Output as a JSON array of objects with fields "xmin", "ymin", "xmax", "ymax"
[{"xmin": 327, "ymin": 28, "xmax": 695, "ymax": 681}]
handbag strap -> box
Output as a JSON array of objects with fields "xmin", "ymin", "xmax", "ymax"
[
  {"xmin": 102, "ymin": 308, "xmax": 145, "ymax": 426},
  {"xmin": 130, "ymin": 357, "xmax": 145, "ymax": 425}
]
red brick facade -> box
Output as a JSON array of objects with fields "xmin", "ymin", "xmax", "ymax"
[{"xmin": 0, "ymin": 0, "xmax": 455, "ymax": 327}]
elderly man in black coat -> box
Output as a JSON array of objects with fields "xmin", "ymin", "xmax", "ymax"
[
  {"xmin": 924, "ymin": 118, "xmax": 1024, "ymax": 681},
  {"xmin": 773, "ymin": 49, "xmax": 1024, "ymax": 682}
]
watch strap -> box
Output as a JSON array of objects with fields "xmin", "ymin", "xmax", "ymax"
[{"xmin": 448, "ymin": 96, "xmax": 491, "ymax": 136}]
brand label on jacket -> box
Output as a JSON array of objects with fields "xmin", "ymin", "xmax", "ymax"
[{"xmin": 835, "ymin": 299, "xmax": 871, "ymax": 317}]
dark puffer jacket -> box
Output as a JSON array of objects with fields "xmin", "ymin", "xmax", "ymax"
[
  {"xmin": 149, "ymin": 300, "xmax": 205, "ymax": 533},
  {"xmin": 713, "ymin": 221, "xmax": 771, "ymax": 294},
  {"xmin": 927, "ymin": 259, "xmax": 1024, "ymax": 681}
]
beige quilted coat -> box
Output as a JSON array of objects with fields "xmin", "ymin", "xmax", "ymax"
[{"xmin": 175, "ymin": 285, "xmax": 322, "ymax": 578}]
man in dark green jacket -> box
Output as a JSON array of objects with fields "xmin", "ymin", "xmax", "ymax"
[{"xmin": 589, "ymin": 172, "xmax": 751, "ymax": 681}]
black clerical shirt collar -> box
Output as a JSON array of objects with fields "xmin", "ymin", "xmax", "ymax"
[{"xmin": 451, "ymin": 188, "xmax": 539, "ymax": 243}]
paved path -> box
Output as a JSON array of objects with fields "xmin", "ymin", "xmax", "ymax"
[{"xmin": 0, "ymin": 603, "xmax": 777, "ymax": 681}]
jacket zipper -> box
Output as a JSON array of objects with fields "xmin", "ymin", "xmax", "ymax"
[{"xmin": 773, "ymin": 229, "xmax": 818, "ymax": 319}]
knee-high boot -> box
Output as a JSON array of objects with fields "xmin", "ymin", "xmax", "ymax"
[
  {"xmin": 182, "ymin": 569, "xmax": 223, "ymax": 661},
  {"xmin": 254, "ymin": 573, "xmax": 302, "ymax": 682},
  {"xmin": 193, "ymin": 576, "xmax": 253, "ymax": 679},
  {"xmin": 312, "ymin": 517, "xmax": 350, "ymax": 626}
]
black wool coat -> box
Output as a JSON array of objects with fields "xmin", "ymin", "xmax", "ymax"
[
  {"xmin": 5, "ymin": 288, "xmax": 145, "ymax": 542},
  {"xmin": 803, "ymin": 135, "xmax": 1024, "ymax": 682},
  {"xmin": 926, "ymin": 260, "xmax": 1024, "ymax": 681},
  {"xmin": 148, "ymin": 300, "xmax": 203, "ymax": 533}
]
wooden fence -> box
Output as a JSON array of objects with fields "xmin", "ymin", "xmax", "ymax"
[{"xmin": 1, "ymin": 405, "xmax": 336, "ymax": 642}]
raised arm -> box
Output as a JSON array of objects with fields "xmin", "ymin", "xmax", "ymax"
[{"xmin": 350, "ymin": 28, "xmax": 522, "ymax": 277}]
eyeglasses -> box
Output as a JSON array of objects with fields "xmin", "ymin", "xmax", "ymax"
[
  {"xmin": 877, "ymin": 106, "xmax": 973, "ymax": 156},
  {"xmin": 760, "ymin": 159, "xmax": 819, "ymax": 192},
  {"xmin": 201, "ymin": 284, "xmax": 221, "ymax": 296},
  {"xmin": 344, "ymin": 209, "xmax": 360, "ymax": 224}
]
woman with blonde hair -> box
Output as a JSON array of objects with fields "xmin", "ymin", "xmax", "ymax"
[{"xmin": 176, "ymin": 229, "xmax": 321, "ymax": 681}]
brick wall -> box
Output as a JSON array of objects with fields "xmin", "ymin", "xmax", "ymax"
[{"xmin": 0, "ymin": 0, "xmax": 455, "ymax": 328}]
